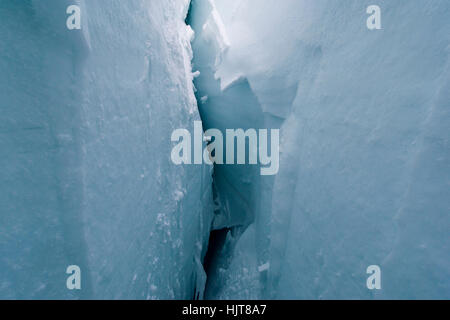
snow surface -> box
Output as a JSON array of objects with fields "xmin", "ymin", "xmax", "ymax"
[
  {"xmin": 0, "ymin": 0, "xmax": 213, "ymax": 299},
  {"xmin": 189, "ymin": 0, "xmax": 450, "ymax": 299}
]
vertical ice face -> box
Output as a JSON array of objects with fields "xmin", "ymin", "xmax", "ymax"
[
  {"xmin": 268, "ymin": 0, "xmax": 450, "ymax": 300},
  {"xmin": 0, "ymin": 0, "xmax": 213, "ymax": 299},
  {"xmin": 188, "ymin": 0, "xmax": 450, "ymax": 299},
  {"xmin": 0, "ymin": 0, "xmax": 90, "ymax": 299},
  {"xmin": 1, "ymin": 0, "xmax": 448, "ymax": 300}
]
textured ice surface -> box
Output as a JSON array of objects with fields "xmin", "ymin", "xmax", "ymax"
[
  {"xmin": 1, "ymin": 0, "xmax": 449, "ymax": 300},
  {"xmin": 189, "ymin": 0, "xmax": 450, "ymax": 299},
  {"xmin": 0, "ymin": 0, "xmax": 213, "ymax": 299}
]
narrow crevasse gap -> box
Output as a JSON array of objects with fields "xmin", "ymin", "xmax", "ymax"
[{"xmin": 185, "ymin": 0, "xmax": 279, "ymax": 299}]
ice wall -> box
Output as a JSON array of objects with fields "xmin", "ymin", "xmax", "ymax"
[
  {"xmin": 189, "ymin": 0, "xmax": 450, "ymax": 299},
  {"xmin": 0, "ymin": 0, "xmax": 213, "ymax": 299}
]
